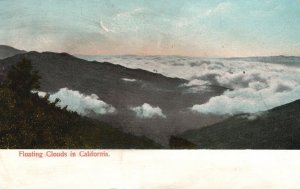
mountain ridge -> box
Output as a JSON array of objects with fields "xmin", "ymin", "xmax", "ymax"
[
  {"xmin": 225, "ymin": 55, "xmax": 300, "ymax": 66},
  {"xmin": 0, "ymin": 45, "xmax": 26, "ymax": 59},
  {"xmin": 171, "ymin": 99, "xmax": 300, "ymax": 149},
  {"xmin": 0, "ymin": 50, "xmax": 228, "ymax": 146}
]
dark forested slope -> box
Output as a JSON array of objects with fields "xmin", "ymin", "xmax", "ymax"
[
  {"xmin": 0, "ymin": 59, "xmax": 161, "ymax": 149},
  {"xmin": 171, "ymin": 100, "xmax": 300, "ymax": 149}
]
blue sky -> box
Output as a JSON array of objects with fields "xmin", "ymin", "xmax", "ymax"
[{"xmin": 1, "ymin": 0, "xmax": 300, "ymax": 57}]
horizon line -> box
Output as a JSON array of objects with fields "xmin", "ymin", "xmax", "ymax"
[{"xmin": 2, "ymin": 44, "xmax": 300, "ymax": 59}]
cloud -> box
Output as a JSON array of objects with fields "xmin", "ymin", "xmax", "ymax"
[
  {"xmin": 195, "ymin": 61, "xmax": 300, "ymax": 115},
  {"xmin": 34, "ymin": 91, "xmax": 47, "ymax": 98},
  {"xmin": 191, "ymin": 81, "xmax": 300, "ymax": 115},
  {"xmin": 131, "ymin": 103, "xmax": 166, "ymax": 118},
  {"xmin": 180, "ymin": 79, "xmax": 211, "ymax": 93},
  {"xmin": 238, "ymin": 112, "xmax": 265, "ymax": 121},
  {"xmin": 122, "ymin": 78, "xmax": 137, "ymax": 82},
  {"xmin": 34, "ymin": 88, "xmax": 115, "ymax": 116},
  {"xmin": 182, "ymin": 79, "xmax": 208, "ymax": 87},
  {"xmin": 184, "ymin": 58, "xmax": 300, "ymax": 115},
  {"xmin": 205, "ymin": 2, "xmax": 232, "ymax": 17},
  {"xmin": 116, "ymin": 7, "xmax": 146, "ymax": 18},
  {"xmin": 81, "ymin": 55, "xmax": 300, "ymax": 115},
  {"xmin": 99, "ymin": 20, "xmax": 115, "ymax": 33}
]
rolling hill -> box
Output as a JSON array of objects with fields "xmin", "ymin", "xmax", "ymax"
[
  {"xmin": 171, "ymin": 99, "xmax": 300, "ymax": 149},
  {"xmin": 0, "ymin": 47, "xmax": 228, "ymax": 146},
  {"xmin": 0, "ymin": 62, "xmax": 161, "ymax": 149}
]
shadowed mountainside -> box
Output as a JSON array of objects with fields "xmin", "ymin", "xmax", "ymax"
[
  {"xmin": 171, "ymin": 99, "xmax": 300, "ymax": 149},
  {"xmin": 0, "ymin": 58, "xmax": 161, "ymax": 149},
  {"xmin": 0, "ymin": 86, "xmax": 162, "ymax": 149},
  {"xmin": 0, "ymin": 49, "xmax": 228, "ymax": 146}
]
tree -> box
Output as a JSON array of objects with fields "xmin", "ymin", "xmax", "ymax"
[{"xmin": 5, "ymin": 59, "xmax": 40, "ymax": 96}]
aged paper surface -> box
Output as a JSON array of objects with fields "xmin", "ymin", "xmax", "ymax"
[
  {"xmin": 1, "ymin": 0, "xmax": 300, "ymax": 188},
  {"xmin": 1, "ymin": 150, "xmax": 300, "ymax": 188}
]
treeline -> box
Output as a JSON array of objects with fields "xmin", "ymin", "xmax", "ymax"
[{"xmin": 0, "ymin": 59, "xmax": 160, "ymax": 149}]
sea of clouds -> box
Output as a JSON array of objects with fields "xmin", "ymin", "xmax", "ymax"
[{"xmin": 80, "ymin": 55, "xmax": 300, "ymax": 115}]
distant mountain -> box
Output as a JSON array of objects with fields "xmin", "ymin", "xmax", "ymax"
[
  {"xmin": 0, "ymin": 51, "xmax": 228, "ymax": 146},
  {"xmin": 171, "ymin": 99, "xmax": 300, "ymax": 149},
  {"xmin": 0, "ymin": 45, "xmax": 26, "ymax": 59},
  {"xmin": 226, "ymin": 55, "xmax": 300, "ymax": 66}
]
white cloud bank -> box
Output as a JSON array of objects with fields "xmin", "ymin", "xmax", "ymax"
[
  {"xmin": 81, "ymin": 55, "xmax": 300, "ymax": 115},
  {"xmin": 131, "ymin": 103, "xmax": 166, "ymax": 119},
  {"xmin": 191, "ymin": 61, "xmax": 300, "ymax": 115},
  {"xmin": 192, "ymin": 86, "xmax": 300, "ymax": 115},
  {"xmin": 34, "ymin": 88, "xmax": 115, "ymax": 116}
]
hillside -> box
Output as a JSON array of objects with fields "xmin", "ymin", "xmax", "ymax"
[
  {"xmin": 171, "ymin": 100, "xmax": 300, "ymax": 149},
  {"xmin": 0, "ymin": 50, "xmax": 228, "ymax": 146},
  {"xmin": 0, "ymin": 59, "xmax": 161, "ymax": 149},
  {"xmin": 0, "ymin": 45, "xmax": 25, "ymax": 59},
  {"xmin": 0, "ymin": 87, "xmax": 161, "ymax": 149}
]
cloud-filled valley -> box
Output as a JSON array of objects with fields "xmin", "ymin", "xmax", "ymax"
[
  {"xmin": 81, "ymin": 55, "xmax": 300, "ymax": 115},
  {"xmin": 3, "ymin": 48, "xmax": 300, "ymax": 147}
]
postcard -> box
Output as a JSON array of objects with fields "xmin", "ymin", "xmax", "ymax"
[{"xmin": 0, "ymin": 0, "xmax": 300, "ymax": 188}]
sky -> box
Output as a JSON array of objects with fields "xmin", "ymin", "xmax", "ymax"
[{"xmin": 1, "ymin": 0, "xmax": 300, "ymax": 57}]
